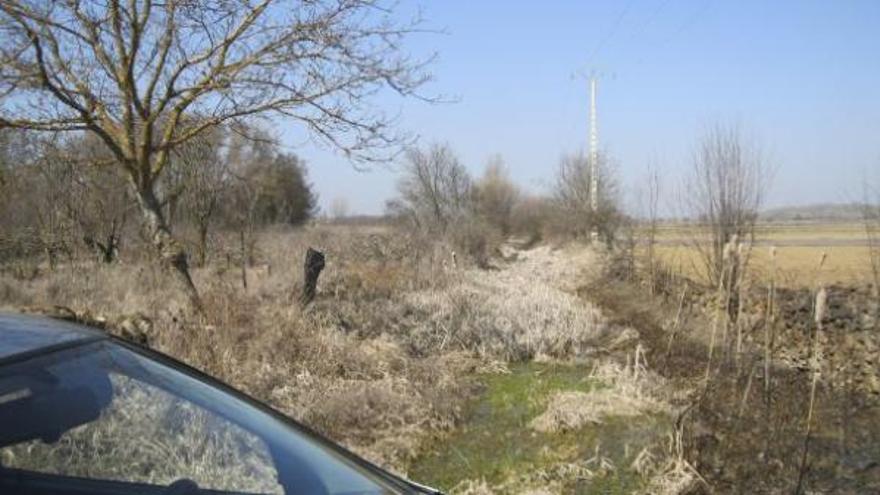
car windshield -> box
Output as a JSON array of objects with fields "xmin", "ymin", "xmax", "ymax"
[{"xmin": 0, "ymin": 340, "xmax": 401, "ymax": 495}]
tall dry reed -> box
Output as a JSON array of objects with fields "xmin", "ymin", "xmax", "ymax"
[
  {"xmin": 763, "ymin": 245, "xmax": 777, "ymax": 403},
  {"xmin": 794, "ymin": 286, "xmax": 827, "ymax": 493},
  {"xmin": 706, "ymin": 236, "xmax": 737, "ymax": 380}
]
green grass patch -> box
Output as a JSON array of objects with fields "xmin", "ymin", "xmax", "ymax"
[{"xmin": 408, "ymin": 362, "xmax": 668, "ymax": 493}]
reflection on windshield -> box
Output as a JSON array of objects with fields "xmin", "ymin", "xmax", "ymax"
[{"xmin": 0, "ymin": 342, "xmax": 397, "ymax": 495}]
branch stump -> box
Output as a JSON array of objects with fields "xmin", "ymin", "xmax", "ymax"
[{"xmin": 300, "ymin": 248, "xmax": 325, "ymax": 306}]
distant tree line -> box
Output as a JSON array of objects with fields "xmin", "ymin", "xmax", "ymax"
[{"xmin": 0, "ymin": 126, "xmax": 316, "ymax": 267}]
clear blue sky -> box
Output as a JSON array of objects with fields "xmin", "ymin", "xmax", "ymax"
[{"xmin": 279, "ymin": 0, "xmax": 880, "ymax": 215}]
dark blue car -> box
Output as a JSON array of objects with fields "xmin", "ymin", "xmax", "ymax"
[{"xmin": 0, "ymin": 313, "xmax": 441, "ymax": 495}]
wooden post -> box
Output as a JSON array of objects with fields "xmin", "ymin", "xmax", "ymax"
[{"xmin": 300, "ymin": 247, "xmax": 325, "ymax": 306}]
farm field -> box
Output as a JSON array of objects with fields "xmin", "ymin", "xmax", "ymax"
[{"xmin": 647, "ymin": 221, "xmax": 875, "ymax": 287}]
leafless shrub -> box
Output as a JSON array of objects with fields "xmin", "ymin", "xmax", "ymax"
[
  {"xmin": 1, "ymin": 125, "xmax": 316, "ymax": 277},
  {"xmin": 510, "ymin": 195, "xmax": 555, "ymax": 246},
  {"xmin": 0, "ymin": 131, "xmax": 134, "ymax": 266},
  {"xmin": 473, "ymin": 155, "xmax": 520, "ymax": 235},
  {"xmin": 62, "ymin": 136, "xmax": 134, "ymax": 264},
  {"xmin": 0, "ymin": 131, "xmax": 72, "ymax": 265},
  {"xmin": 448, "ymin": 216, "xmax": 503, "ymax": 269},
  {"xmin": 219, "ymin": 131, "xmax": 317, "ymax": 288},
  {"xmin": 164, "ymin": 129, "xmax": 227, "ymax": 266}
]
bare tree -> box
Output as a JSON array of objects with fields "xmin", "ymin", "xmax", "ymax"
[
  {"xmin": 0, "ymin": 132, "xmax": 75, "ymax": 266},
  {"xmin": 221, "ymin": 130, "xmax": 279, "ymax": 289},
  {"xmin": 683, "ymin": 122, "xmax": 771, "ymax": 286},
  {"xmin": 638, "ymin": 166, "xmax": 662, "ymax": 295},
  {"xmin": 553, "ymin": 151, "xmax": 620, "ymax": 242},
  {"xmin": 0, "ymin": 0, "xmax": 433, "ymax": 307},
  {"xmin": 227, "ymin": 172, "xmax": 262, "ymax": 290},
  {"xmin": 175, "ymin": 129, "xmax": 226, "ymax": 267},
  {"xmin": 60, "ymin": 135, "xmax": 134, "ymax": 263},
  {"xmin": 388, "ymin": 143, "xmax": 472, "ymax": 232}
]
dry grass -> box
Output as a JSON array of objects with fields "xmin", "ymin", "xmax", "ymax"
[
  {"xmin": 530, "ymin": 352, "xmax": 669, "ymax": 433},
  {"xmin": 0, "ymin": 225, "xmax": 619, "ymax": 480},
  {"xmin": 0, "ymin": 225, "xmax": 478, "ymax": 473},
  {"xmin": 403, "ymin": 245, "xmax": 608, "ymax": 360},
  {"xmin": 2, "ymin": 224, "xmax": 711, "ymax": 494}
]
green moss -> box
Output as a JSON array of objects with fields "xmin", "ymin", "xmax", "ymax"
[{"xmin": 408, "ymin": 362, "xmax": 668, "ymax": 493}]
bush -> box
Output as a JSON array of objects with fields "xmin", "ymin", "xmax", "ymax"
[
  {"xmin": 509, "ymin": 196, "xmax": 554, "ymax": 245},
  {"xmin": 473, "ymin": 157, "xmax": 519, "ymax": 235}
]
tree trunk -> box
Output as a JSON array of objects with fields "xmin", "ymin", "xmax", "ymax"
[{"xmin": 134, "ymin": 183, "xmax": 203, "ymax": 311}]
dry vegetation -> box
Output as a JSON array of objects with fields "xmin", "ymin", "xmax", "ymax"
[
  {"xmin": 590, "ymin": 124, "xmax": 880, "ymax": 493},
  {"xmin": 529, "ymin": 358, "xmax": 669, "ymax": 433},
  {"xmin": 1, "ymin": 226, "xmax": 476, "ymax": 473},
  {"xmin": 3, "ymin": 127, "xmax": 877, "ymax": 494},
  {"xmin": 0, "ymin": 4, "xmax": 877, "ymax": 489},
  {"xmin": 0, "ymin": 224, "xmax": 633, "ymax": 482},
  {"xmin": 2, "ymin": 112, "xmax": 878, "ymax": 494},
  {"xmin": 610, "ymin": 215, "xmax": 880, "ymax": 493},
  {"xmin": 1, "ymin": 217, "xmax": 704, "ymax": 494},
  {"xmin": 0, "ymin": 74, "xmax": 633, "ymax": 491}
]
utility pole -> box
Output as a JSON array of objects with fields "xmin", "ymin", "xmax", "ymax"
[{"xmin": 589, "ymin": 76, "xmax": 600, "ymax": 243}]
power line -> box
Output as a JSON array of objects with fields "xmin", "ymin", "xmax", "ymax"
[
  {"xmin": 585, "ymin": 0, "xmax": 638, "ymax": 68},
  {"xmin": 625, "ymin": 0, "xmax": 674, "ymax": 47},
  {"xmin": 664, "ymin": 0, "xmax": 714, "ymax": 45},
  {"xmin": 636, "ymin": 0, "xmax": 714, "ymax": 64}
]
